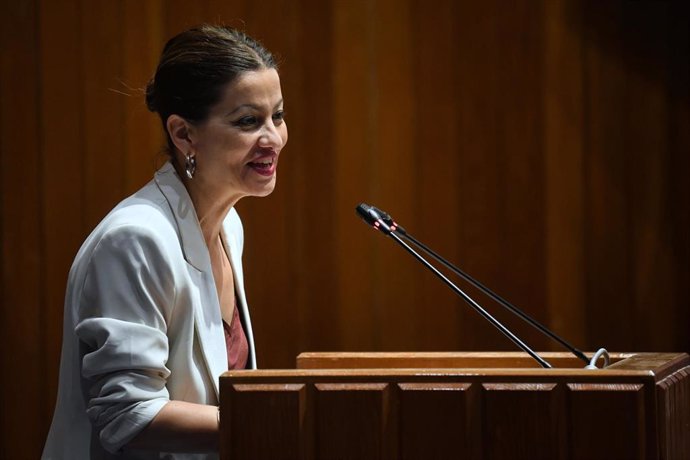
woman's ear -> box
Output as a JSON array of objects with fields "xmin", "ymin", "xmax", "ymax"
[{"xmin": 166, "ymin": 115, "xmax": 193, "ymax": 154}]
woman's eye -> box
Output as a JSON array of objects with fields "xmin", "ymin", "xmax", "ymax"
[
  {"xmin": 234, "ymin": 116, "xmax": 257, "ymax": 128},
  {"xmin": 273, "ymin": 110, "xmax": 285, "ymax": 122}
]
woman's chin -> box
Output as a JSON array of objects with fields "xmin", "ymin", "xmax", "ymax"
[{"xmin": 251, "ymin": 179, "xmax": 277, "ymax": 198}]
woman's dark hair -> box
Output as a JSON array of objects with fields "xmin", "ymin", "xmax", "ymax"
[{"xmin": 145, "ymin": 25, "xmax": 277, "ymax": 150}]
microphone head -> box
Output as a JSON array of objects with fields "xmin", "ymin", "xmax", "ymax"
[
  {"xmin": 355, "ymin": 203, "xmax": 391, "ymax": 234},
  {"xmin": 355, "ymin": 202, "xmax": 372, "ymax": 219},
  {"xmin": 355, "ymin": 203, "xmax": 380, "ymax": 224}
]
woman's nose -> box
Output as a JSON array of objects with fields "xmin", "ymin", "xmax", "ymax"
[{"xmin": 258, "ymin": 121, "xmax": 286, "ymax": 149}]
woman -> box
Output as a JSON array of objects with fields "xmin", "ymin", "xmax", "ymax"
[{"xmin": 43, "ymin": 25, "xmax": 287, "ymax": 459}]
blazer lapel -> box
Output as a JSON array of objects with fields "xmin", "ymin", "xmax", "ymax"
[
  {"xmin": 154, "ymin": 162, "xmax": 227, "ymax": 398},
  {"xmin": 154, "ymin": 162, "xmax": 207, "ymax": 271},
  {"xmin": 221, "ymin": 225, "xmax": 257, "ymax": 369}
]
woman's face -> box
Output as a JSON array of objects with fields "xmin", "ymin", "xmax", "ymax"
[{"xmin": 190, "ymin": 68, "xmax": 288, "ymax": 201}]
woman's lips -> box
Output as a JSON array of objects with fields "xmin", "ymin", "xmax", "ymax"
[{"xmin": 247, "ymin": 154, "xmax": 277, "ymax": 177}]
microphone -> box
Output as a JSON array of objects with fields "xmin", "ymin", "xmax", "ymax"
[
  {"xmin": 367, "ymin": 204, "xmax": 592, "ymax": 367},
  {"xmin": 355, "ymin": 203, "xmax": 393, "ymax": 234},
  {"xmin": 358, "ymin": 204, "xmax": 407, "ymax": 235},
  {"xmin": 356, "ymin": 202, "xmax": 552, "ymax": 369},
  {"xmin": 357, "ymin": 202, "xmax": 609, "ymax": 369}
]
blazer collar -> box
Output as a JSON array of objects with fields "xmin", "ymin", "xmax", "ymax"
[{"xmin": 154, "ymin": 162, "xmax": 210, "ymax": 272}]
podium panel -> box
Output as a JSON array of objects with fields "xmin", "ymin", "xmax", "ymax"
[
  {"xmin": 219, "ymin": 352, "xmax": 690, "ymax": 460},
  {"xmin": 398, "ymin": 382, "xmax": 478, "ymax": 459}
]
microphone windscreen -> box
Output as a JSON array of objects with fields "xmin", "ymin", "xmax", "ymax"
[{"xmin": 355, "ymin": 203, "xmax": 375, "ymax": 224}]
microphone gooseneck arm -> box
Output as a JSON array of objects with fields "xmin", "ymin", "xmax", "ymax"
[
  {"xmin": 360, "ymin": 203, "xmax": 609, "ymax": 369},
  {"xmin": 371, "ymin": 205, "xmax": 590, "ymax": 366},
  {"xmin": 356, "ymin": 203, "xmax": 552, "ymax": 369}
]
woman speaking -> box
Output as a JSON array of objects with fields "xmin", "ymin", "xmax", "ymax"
[{"xmin": 43, "ymin": 25, "xmax": 287, "ymax": 459}]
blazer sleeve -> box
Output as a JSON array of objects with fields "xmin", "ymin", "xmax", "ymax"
[{"xmin": 74, "ymin": 223, "xmax": 177, "ymax": 454}]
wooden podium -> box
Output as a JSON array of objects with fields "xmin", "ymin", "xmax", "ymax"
[{"xmin": 219, "ymin": 352, "xmax": 690, "ymax": 460}]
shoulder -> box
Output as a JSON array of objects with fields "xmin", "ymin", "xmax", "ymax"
[
  {"xmin": 109, "ymin": 180, "xmax": 175, "ymax": 230},
  {"xmin": 69, "ymin": 205, "xmax": 182, "ymax": 319},
  {"xmin": 74, "ymin": 184, "xmax": 181, "ymax": 272}
]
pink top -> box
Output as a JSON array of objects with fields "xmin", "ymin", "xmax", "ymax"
[{"xmin": 223, "ymin": 301, "xmax": 249, "ymax": 370}]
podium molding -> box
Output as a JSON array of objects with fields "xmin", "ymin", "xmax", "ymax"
[{"xmin": 220, "ymin": 352, "xmax": 690, "ymax": 460}]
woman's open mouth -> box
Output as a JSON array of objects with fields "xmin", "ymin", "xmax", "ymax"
[{"xmin": 247, "ymin": 155, "xmax": 277, "ymax": 176}]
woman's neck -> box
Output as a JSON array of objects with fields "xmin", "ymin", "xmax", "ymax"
[{"xmin": 174, "ymin": 161, "xmax": 242, "ymax": 248}]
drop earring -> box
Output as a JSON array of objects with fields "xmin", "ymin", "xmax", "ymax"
[{"xmin": 185, "ymin": 153, "xmax": 196, "ymax": 179}]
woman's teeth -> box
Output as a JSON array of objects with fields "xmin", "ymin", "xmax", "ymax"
[{"xmin": 250, "ymin": 159, "xmax": 273, "ymax": 168}]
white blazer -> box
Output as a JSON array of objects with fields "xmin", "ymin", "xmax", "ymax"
[{"xmin": 43, "ymin": 162, "xmax": 256, "ymax": 460}]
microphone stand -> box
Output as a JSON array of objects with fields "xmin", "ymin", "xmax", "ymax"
[
  {"xmin": 357, "ymin": 204, "xmax": 552, "ymax": 369},
  {"xmin": 357, "ymin": 203, "xmax": 612, "ymax": 369},
  {"xmin": 393, "ymin": 224, "xmax": 590, "ymax": 366}
]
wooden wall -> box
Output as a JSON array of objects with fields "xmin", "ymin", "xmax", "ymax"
[{"xmin": 1, "ymin": 0, "xmax": 688, "ymax": 457}]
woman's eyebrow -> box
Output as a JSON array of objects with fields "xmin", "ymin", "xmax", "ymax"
[
  {"xmin": 226, "ymin": 99, "xmax": 284, "ymax": 117},
  {"xmin": 226, "ymin": 104, "xmax": 258, "ymax": 116}
]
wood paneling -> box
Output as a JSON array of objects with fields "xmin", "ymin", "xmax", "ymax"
[
  {"xmin": 374, "ymin": 0, "xmax": 418, "ymax": 352},
  {"xmin": 314, "ymin": 382, "xmax": 394, "ymax": 459},
  {"xmin": 1, "ymin": 2, "xmax": 43, "ymax": 459},
  {"xmin": 398, "ymin": 382, "xmax": 479, "ymax": 459},
  {"xmin": 38, "ymin": 0, "xmax": 82, "ymax": 443},
  {"xmin": 656, "ymin": 367, "xmax": 690, "ymax": 459},
  {"xmin": 482, "ymin": 383, "xmax": 563, "ymax": 459},
  {"xmin": 413, "ymin": 0, "xmax": 463, "ymax": 351},
  {"xmin": 544, "ymin": 0, "xmax": 586, "ymax": 348},
  {"xmin": 222, "ymin": 383, "xmax": 306, "ymax": 459},
  {"xmin": 332, "ymin": 0, "xmax": 379, "ymax": 351},
  {"xmin": 0, "ymin": 1, "xmax": 688, "ymax": 457},
  {"xmin": 81, "ymin": 0, "xmax": 126, "ymax": 229},
  {"xmin": 122, "ymin": 0, "xmax": 165, "ymax": 191},
  {"xmin": 567, "ymin": 383, "xmax": 648, "ymax": 460}
]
